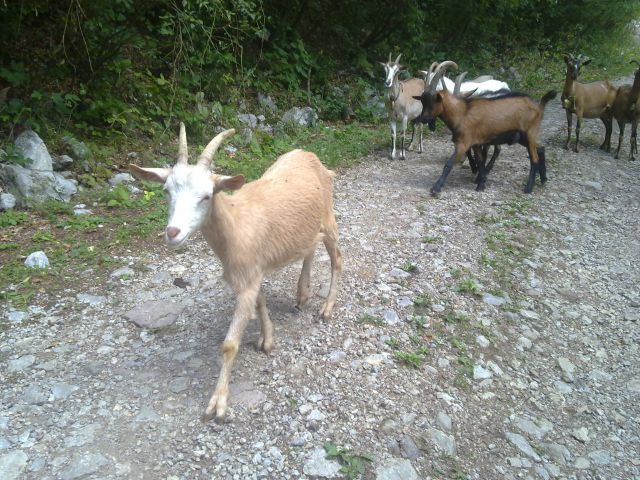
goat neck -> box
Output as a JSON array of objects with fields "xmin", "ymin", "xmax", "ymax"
[{"xmin": 437, "ymin": 91, "xmax": 467, "ymax": 132}]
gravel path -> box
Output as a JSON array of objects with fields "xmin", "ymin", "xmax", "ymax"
[{"xmin": 1, "ymin": 88, "xmax": 639, "ymax": 480}]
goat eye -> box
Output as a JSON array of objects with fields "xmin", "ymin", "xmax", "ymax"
[{"xmin": 200, "ymin": 195, "xmax": 211, "ymax": 203}]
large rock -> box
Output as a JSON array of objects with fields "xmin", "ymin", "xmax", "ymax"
[
  {"xmin": 13, "ymin": 130, "xmax": 53, "ymax": 171},
  {"xmin": 375, "ymin": 457, "xmax": 419, "ymax": 480},
  {"xmin": 0, "ymin": 450, "xmax": 29, "ymax": 480},
  {"xmin": 0, "ymin": 192, "xmax": 16, "ymax": 210},
  {"xmin": 124, "ymin": 300, "xmax": 185, "ymax": 329},
  {"xmin": 0, "ymin": 164, "xmax": 77, "ymax": 206},
  {"xmin": 281, "ymin": 107, "xmax": 318, "ymax": 127}
]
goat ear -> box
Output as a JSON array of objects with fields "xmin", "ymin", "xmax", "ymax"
[
  {"xmin": 581, "ymin": 58, "xmax": 591, "ymax": 66},
  {"xmin": 129, "ymin": 164, "xmax": 170, "ymax": 183},
  {"xmin": 215, "ymin": 174, "xmax": 245, "ymax": 191}
]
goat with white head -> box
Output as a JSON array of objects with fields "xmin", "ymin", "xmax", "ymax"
[
  {"xmin": 380, "ymin": 52, "xmax": 427, "ymax": 160},
  {"xmin": 129, "ymin": 124, "xmax": 343, "ymax": 422}
]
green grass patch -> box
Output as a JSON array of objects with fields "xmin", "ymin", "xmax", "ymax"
[
  {"xmin": 0, "ymin": 210, "xmax": 28, "ymax": 227},
  {"xmin": 394, "ymin": 350, "xmax": 425, "ymax": 369},
  {"xmin": 214, "ymin": 122, "xmax": 386, "ymax": 180},
  {"xmin": 400, "ymin": 261, "xmax": 418, "ymax": 273},
  {"xmin": 358, "ymin": 313, "xmax": 385, "ymax": 326},
  {"xmin": 323, "ymin": 441, "xmax": 371, "ymax": 480},
  {"xmin": 456, "ymin": 278, "xmax": 482, "ymax": 296}
]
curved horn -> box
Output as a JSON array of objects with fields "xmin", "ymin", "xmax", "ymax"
[
  {"xmin": 177, "ymin": 122, "xmax": 188, "ymax": 164},
  {"xmin": 454, "ymin": 72, "xmax": 467, "ymax": 96},
  {"xmin": 429, "ymin": 60, "xmax": 458, "ymax": 93},
  {"xmin": 394, "ymin": 53, "xmax": 402, "ymax": 65},
  {"xmin": 630, "ymin": 59, "xmax": 640, "ymax": 68},
  {"xmin": 418, "ymin": 62, "xmax": 439, "ymax": 82},
  {"xmin": 388, "ymin": 52, "xmax": 392, "ymax": 63},
  {"xmin": 197, "ymin": 128, "xmax": 236, "ymax": 169}
]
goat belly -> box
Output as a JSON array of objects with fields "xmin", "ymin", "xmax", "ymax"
[{"xmin": 485, "ymin": 130, "xmax": 526, "ymax": 146}]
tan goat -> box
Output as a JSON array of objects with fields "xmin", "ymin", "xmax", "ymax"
[
  {"xmin": 561, "ymin": 53, "xmax": 616, "ymax": 152},
  {"xmin": 611, "ymin": 60, "xmax": 640, "ymax": 160},
  {"xmin": 380, "ymin": 53, "xmax": 427, "ymax": 159},
  {"xmin": 129, "ymin": 124, "xmax": 342, "ymax": 422}
]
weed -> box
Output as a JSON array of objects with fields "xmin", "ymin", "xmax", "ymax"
[
  {"xmin": 358, "ymin": 314, "xmax": 385, "ymax": 326},
  {"xmin": 442, "ymin": 310, "xmax": 469, "ymax": 325},
  {"xmin": 385, "ymin": 337, "xmax": 400, "ymax": 349},
  {"xmin": 450, "ymin": 268, "xmax": 462, "ymax": 279},
  {"xmin": 323, "ymin": 441, "xmax": 371, "ymax": 480},
  {"xmin": 0, "ymin": 210, "xmax": 28, "ymax": 227},
  {"xmin": 456, "ymin": 278, "xmax": 482, "ymax": 296},
  {"xmin": 412, "ymin": 315, "xmax": 427, "ymax": 331},
  {"xmin": 457, "ymin": 353, "xmax": 474, "ymax": 378},
  {"xmin": 421, "ymin": 235, "xmax": 439, "ymax": 244},
  {"xmin": 0, "ymin": 242, "xmax": 20, "ymax": 250},
  {"xmin": 413, "ymin": 293, "xmax": 432, "ymax": 308},
  {"xmin": 31, "ymin": 231, "xmax": 54, "ymax": 243},
  {"xmin": 103, "ymin": 185, "xmax": 135, "ymax": 208},
  {"xmin": 400, "ymin": 261, "xmax": 418, "ymax": 273},
  {"xmin": 60, "ymin": 215, "xmax": 105, "ymax": 232},
  {"xmin": 394, "ymin": 350, "xmax": 424, "ymax": 369}
]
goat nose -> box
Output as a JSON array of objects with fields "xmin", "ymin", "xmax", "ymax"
[{"xmin": 166, "ymin": 226, "xmax": 181, "ymax": 240}]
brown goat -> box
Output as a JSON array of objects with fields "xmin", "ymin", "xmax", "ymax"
[
  {"xmin": 130, "ymin": 125, "xmax": 342, "ymax": 422},
  {"xmin": 611, "ymin": 60, "xmax": 640, "ymax": 160},
  {"xmin": 413, "ymin": 64, "xmax": 556, "ymax": 194},
  {"xmin": 561, "ymin": 54, "xmax": 616, "ymax": 152}
]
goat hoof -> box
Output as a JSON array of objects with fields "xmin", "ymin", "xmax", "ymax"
[
  {"xmin": 475, "ymin": 184, "xmax": 486, "ymax": 192},
  {"xmin": 256, "ymin": 336, "xmax": 274, "ymax": 354},
  {"xmin": 201, "ymin": 411, "xmax": 222, "ymax": 424}
]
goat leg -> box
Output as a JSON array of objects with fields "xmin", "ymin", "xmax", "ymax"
[
  {"xmin": 296, "ymin": 253, "xmax": 314, "ymax": 309},
  {"xmin": 474, "ymin": 146, "xmax": 488, "ymax": 191},
  {"xmin": 538, "ymin": 146, "xmax": 547, "ymax": 184},
  {"xmin": 431, "ymin": 148, "xmax": 462, "ymax": 196},
  {"xmin": 203, "ymin": 285, "xmax": 260, "ymax": 422},
  {"xmin": 486, "ymin": 145, "xmax": 500, "ymax": 173},
  {"xmin": 524, "ymin": 140, "xmax": 540, "ymax": 193},
  {"xmin": 400, "ymin": 117, "xmax": 408, "ymax": 160},
  {"xmin": 615, "ymin": 120, "xmax": 625, "ymax": 159},
  {"xmin": 465, "ymin": 150, "xmax": 478, "ymax": 174},
  {"xmin": 389, "ymin": 121, "xmax": 397, "ymax": 159},
  {"xmin": 574, "ymin": 116, "xmax": 582, "ymax": 153},
  {"xmin": 319, "ymin": 231, "xmax": 342, "ymax": 321},
  {"xmin": 630, "ymin": 120, "xmax": 638, "ymax": 161},
  {"xmin": 565, "ymin": 110, "xmax": 573, "ymax": 150},
  {"xmin": 256, "ymin": 290, "xmax": 274, "ymax": 353},
  {"xmin": 600, "ymin": 117, "xmax": 612, "ymax": 152}
]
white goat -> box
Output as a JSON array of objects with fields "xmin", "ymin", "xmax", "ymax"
[
  {"xmin": 419, "ymin": 61, "xmax": 510, "ymax": 96},
  {"xmin": 129, "ymin": 124, "xmax": 342, "ymax": 422},
  {"xmin": 380, "ymin": 53, "xmax": 426, "ymax": 159}
]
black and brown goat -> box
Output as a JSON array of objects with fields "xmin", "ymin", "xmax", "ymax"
[
  {"xmin": 611, "ymin": 60, "xmax": 640, "ymax": 160},
  {"xmin": 413, "ymin": 63, "xmax": 556, "ymax": 195},
  {"xmin": 561, "ymin": 53, "xmax": 616, "ymax": 152}
]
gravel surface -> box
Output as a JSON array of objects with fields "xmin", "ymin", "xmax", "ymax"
[{"xmin": 1, "ymin": 87, "xmax": 639, "ymax": 479}]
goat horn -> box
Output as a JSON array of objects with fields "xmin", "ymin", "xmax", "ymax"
[
  {"xmin": 388, "ymin": 52, "xmax": 392, "ymax": 63},
  {"xmin": 429, "ymin": 60, "xmax": 458, "ymax": 93},
  {"xmin": 197, "ymin": 128, "xmax": 236, "ymax": 169},
  {"xmin": 177, "ymin": 122, "xmax": 188, "ymax": 164},
  {"xmin": 630, "ymin": 60, "xmax": 640, "ymax": 68},
  {"xmin": 394, "ymin": 53, "xmax": 402, "ymax": 64},
  {"xmin": 454, "ymin": 72, "xmax": 467, "ymax": 96}
]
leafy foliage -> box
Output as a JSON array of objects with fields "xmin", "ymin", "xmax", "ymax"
[{"xmin": 1, "ymin": 0, "xmax": 638, "ymax": 141}]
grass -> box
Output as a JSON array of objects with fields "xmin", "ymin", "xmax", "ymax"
[
  {"xmin": 358, "ymin": 314, "xmax": 385, "ymax": 326},
  {"xmin": 323, "ymin": 441, "xmax": 372, "ymax": 480},
  {"xmin": 400, "ymin": 261, "xmax": 418, "ymax": 273},
  {"xmin": 0, "ymin": 185, "xmax": 166, "ymax": 309},
  {"xmin": 456, "ymin": 278, "xmax": 482, "ymax": 296}
]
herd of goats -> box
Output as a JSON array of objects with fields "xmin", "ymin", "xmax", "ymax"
[
  {"xmin": 128, "ymin": 52, "xmax": 640, "ymax": 423},
  {"xmin": 382, "ymin": 53, "xmax": 640, "ymax": 195}
]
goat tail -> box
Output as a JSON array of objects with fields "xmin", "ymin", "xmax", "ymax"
[{"xmin": 539, "ymin": 90, "xmax": 558, "ymax": 109}]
